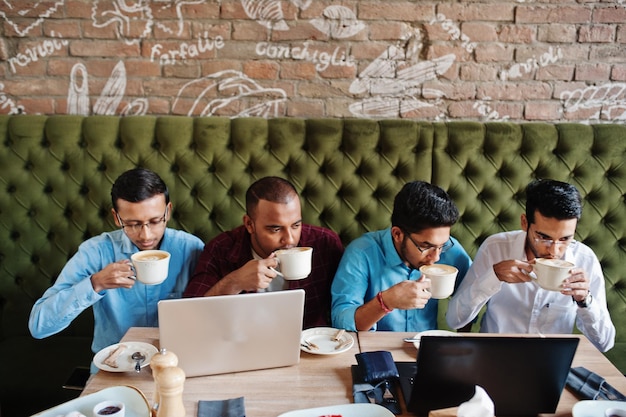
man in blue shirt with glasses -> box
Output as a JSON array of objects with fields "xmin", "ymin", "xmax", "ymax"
[
  {"xmin": 29, "ymin": 168, "xmax": 204, "ymax": 370},
  {"xmin": 331, "ymin": 181, "xmax": 471, "ymax": 332}
]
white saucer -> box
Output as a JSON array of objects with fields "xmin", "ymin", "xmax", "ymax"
[
  {"xmin": 93, "ymin": 341, "xmax": 158, "ymax": 372},
  {"xmin": 573, "ymin": 400, "xmax": 626, "ymax": 417},
  {"xmin": 278, "ymin": 403, "xmax": 394, "ymax": 417},
  {"xmin": 301, "ymin": 327, "xmax": 354, "ymax": 355},
  {"xmin": 410, "ymin": 329, "xmax": 458, "ymax": 348},
  {"xmin": 32, "ymin": 385, "xmax": 150, "ymax": 417}
]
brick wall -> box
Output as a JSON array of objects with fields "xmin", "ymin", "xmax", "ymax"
[{"xmin": 1, "ymin": 0, "xmax": 625, "ymax": 122}]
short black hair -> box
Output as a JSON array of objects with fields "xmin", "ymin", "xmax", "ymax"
[
  {"xmin": 111, "ymin": 168, "xmax": 169, "ymax": 210},
  {"xmin": 525, "ymin": 179, "xmax": 582, "ymax": 224},
  {"xmin": 391, "ymin": 181, "xmax": 459, "ymax": 233},
  {"xmin": 245, "ymin": 176, "xmax": 298, "ymax": 215}
]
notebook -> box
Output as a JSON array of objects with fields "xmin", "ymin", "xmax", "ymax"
[
  {"xmin": 157, "ymin": 289, "xmax": 305, "ymax": 377},
  {"xmin": 397, "ymin": 335, "xmax": 579, "ymax": 416}
]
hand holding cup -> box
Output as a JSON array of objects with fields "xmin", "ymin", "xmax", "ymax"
[
  {"xmin": 272, "ymin": 247, "xmax": 313, "ymax": 280},
  {"xmin": 419, "ymin": 264, "xmax": 458, "ymax": 299},
  {"xmin": 130, "ymin": 250, "xmax": 170, "ymax": 285}
]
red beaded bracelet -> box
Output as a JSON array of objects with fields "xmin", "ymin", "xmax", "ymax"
[{"xmin": 377, "ymin": 291, "xmax": 393, "ymax": 313}]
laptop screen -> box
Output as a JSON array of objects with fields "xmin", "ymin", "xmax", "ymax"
[{"xmin": 397, "ymin": 335, "xmax": 579, "ymax": 416}]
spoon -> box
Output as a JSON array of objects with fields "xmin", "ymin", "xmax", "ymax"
[{"xmin": 131, "ymin": 351, "xmax": 146, "ymax": 372}]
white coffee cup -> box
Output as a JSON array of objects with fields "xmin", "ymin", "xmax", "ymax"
[
  {"xmin": 273, "ymin": 247, "xmax": 313, "ymax": 280},
  {"xmin": 419, "ymin": 264, "xmax": 458, "ymax": 299},
  {"xmin": 130, "ymin": 250, "xmax": 170, "ymax": 285},
  {"xmin": 533, "ymin": 258, "xmax": 574, "ymax": 291},
  {"xmin": 93, "ymin": 400, "xmax": 125, "ymax": 417}
]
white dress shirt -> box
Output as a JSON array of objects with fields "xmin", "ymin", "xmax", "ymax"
[{"xmin": 446, "ymin": 230, "xmax": 615, "ymax": 352}]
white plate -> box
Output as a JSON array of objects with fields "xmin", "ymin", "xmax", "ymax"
[
  {"xmin": 410, "ymin": 329, "xmax": 458, "ymax": 348},
  {"xmin": 573, "ymin": 400, "xmax": 626, "ymax": 417},
  {"xmin": 31, "ymin": 385, "xmax": 150, "ymax": 417},
  {"xmin": 93, "ymin": 341, "xmax": 158, "ymax": 372},
  {"xmin": 301, "ymin": 327, "xmax": 354, "ymax": 355},
  {"xmin": 278, "ymin": 403, "xmax": 394, "ymax": 417}
]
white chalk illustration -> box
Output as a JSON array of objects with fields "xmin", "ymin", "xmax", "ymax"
[
  {"xmin": 0, "ymin": 83, "xmax": 24, "ymax": 114},
  {"xmin": 91, "ymin": 0, "xmax": 207, "ymax": 44},
  {"xmin": 0, "ymin": 0, "xmax": 64, "ymax": 37},
  {"xmin": 473, "ymin": 98, "xmax": 510, "ymax": 121},
  {"xmin": 560, "ymin": 83, "xmax": 626, "ymax": 121},
  {"xmin": 66, "ymin": 61, "xmax": 148, "ymax": 116},
  {"xmin": 151, "ymin": 0, "xmax": 207, "ymax": 36},
  {"xmin": 241, "ymin": 0, "xmax": 289, "ymax": 31},
  {"xmin": 289, "ymin": 0, "xmax": 311, "ymax": 9},
  {"xmin": 93, "ymin": 61, "xmax": 126, "ymax": 115},
  {"xmin": 67, "ymin": 63, "xmax": 90, "ymax": 116},
  {"xmin": 349, "ymin": 31, "xmax": 454, "ymax": 118},
  {"xmin": 310, "ymin": 5, "xmax": 365, "ymax": 39},
  {"xmin": 91, "ymin": 0, "xmax": 153, "ymax": 45},
  {"xmin": 172, "ymin": 70, "xmax": 287, "ymax": 117},
  {"xmin": 241, "ymin": 0, "xmax": 312, "ymax": 31}
]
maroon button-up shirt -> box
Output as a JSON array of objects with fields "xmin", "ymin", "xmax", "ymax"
[{"xmin": 184, "ymin": 224, "xmax": 344, "ymax": 328}]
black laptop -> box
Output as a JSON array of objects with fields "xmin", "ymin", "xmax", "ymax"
[{"xmin": 397, "ymin": 335, "xmax": 579, "ymax": 416}]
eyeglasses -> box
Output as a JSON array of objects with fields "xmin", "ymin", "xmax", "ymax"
[
  {"xmin": 404, "ymin": 232, "xmax": 454, "ymax": 254},
  {"xmin": 116, "ymin": 207, "xmax": 168, "ymax": 234},
  {"xmin": 533, "ymin": 237, "xmax": 575, "ymax": 248}
]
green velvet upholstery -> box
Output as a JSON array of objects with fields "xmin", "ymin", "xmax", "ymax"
[{"xmin": 1, "ymin": 115, "xmax": 625, "ymax": 415}]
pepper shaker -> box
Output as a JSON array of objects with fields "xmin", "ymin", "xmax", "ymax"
[
  {"xmin": 150, "ymin": 348, "xmax": 178, "ymax": 414},
  {"xmin": 155, "ymin": 365, "xmax": 186, "ymax": 417}
]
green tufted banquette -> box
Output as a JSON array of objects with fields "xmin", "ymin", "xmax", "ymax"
[{"xmin": 1, "ymin": 115, "xmax": 625, "ymax": 415}]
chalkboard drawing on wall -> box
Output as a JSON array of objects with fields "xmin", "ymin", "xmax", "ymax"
[
  {"xmin": 67, "ymin": 61, "xmax": 149, "ymax": 116},
  {"xmin": 310, "ymin": 5, "xmax": 365, "ymax": 39},
  {"xmin": 91, "ymin": 0, "xmax": 207, "ymax": 44},
  {"xmin": 561, "ymin": 83, "xmax": 626, "ymax": 121},
  {"xmin": 348, "ymin": 32, "xmax": 454, "ymax": 118},
  {"xmin": 172, "ymin": 70, "xmax": 287, "ymax": 117},
  {"xmin": 0, "ymin": 0, "xmax": 64, "ymax": 37}
]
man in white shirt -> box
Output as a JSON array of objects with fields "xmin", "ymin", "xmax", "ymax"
[{"xmin": 446, "ymin": 179, "xmax": 615, "ymax": 352}]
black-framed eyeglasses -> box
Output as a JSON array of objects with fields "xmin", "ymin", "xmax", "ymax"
[
  {"xmin": 116, "ymin": 207, "xmax": 168, "ymax": 234},
  {"xmin": 404, "ymin": 231, "xmax": 454, "ymax": 254}
]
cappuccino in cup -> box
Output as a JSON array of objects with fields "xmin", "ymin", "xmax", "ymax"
[
  {"xmin": 419, "ymin": 264, "xmax": 458, "ymax": 299},
  {"xmin": 533, "ymin": 258, "xmax": 574, "ymax": 291},
  {"xmin": 274, "ymin": 247, "xmax": 313, "ymax": 280},
  {"xmin": 131, "ymin": 250, "xmax": 170, "ymax": 285}
]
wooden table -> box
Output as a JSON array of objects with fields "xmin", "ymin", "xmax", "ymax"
[
  {"xmin": 82, "ymin": 327, "xmax": 361, "ymax": 417},
  {"xmin": 83, "ymin": 328, "xmax": 626, "ymax": 417}
]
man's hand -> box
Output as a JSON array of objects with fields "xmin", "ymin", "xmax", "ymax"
[
  {"xmin": 91, "ymin": 260, "xmax": 136, "ymax": 292},
  {"xmin": 382, "ymin": 279, "xmax": 432, "ymax": 310},
  {"xmin": 207, "ymin": 257, "xmax": 280, "ymax": 295},
  {"xmin": 562, "ymin": 267, "xmax": 590, "ymax": 301},
  {"xmin": 493, "ymin": 259, "xmax": 533, "ymax": 283}
]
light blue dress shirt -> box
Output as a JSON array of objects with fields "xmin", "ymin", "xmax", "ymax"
[
  {"xmin": 331, "ymin": 228, "xmax": 471, "ymax": 332},
  {"xmin": 29, "ymin": 228, "xmax": 204, "ymax": 357}
]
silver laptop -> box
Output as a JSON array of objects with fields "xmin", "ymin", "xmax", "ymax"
[{"xmin": 157, "ymin": 289, "xmax": 305, "ymax": 377}]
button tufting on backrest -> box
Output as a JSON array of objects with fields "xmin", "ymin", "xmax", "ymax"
[{"xmin": 1, "ymin": 115, "xmax": 625, "ymax": 372}]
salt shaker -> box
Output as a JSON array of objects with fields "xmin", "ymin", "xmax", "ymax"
[
  {"xmin": 155, "ymin": 365, "xmax": 186, "ymax": 417},
  {"xmin": 150, "ymin": 348, "xmax": 178, "ymax": 414}
]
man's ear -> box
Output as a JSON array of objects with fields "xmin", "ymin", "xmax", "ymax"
[
  {"xmin": 165, "ymin": 202, "xmax": 173, "ymax": 221},
  {"xmin": 111, "ymin": 208, "xmax": 122, "ymax": 227},
  {"xmin": 243, "ymin": 214, "xmax": 254, "ymax": 234},
  {"xmin": 390, "ymin": 226, "xmax": 404, "ymax": 244},
  {"xmin": 520, "ymin": 213, "xmax": 528, "ymax": 230}
]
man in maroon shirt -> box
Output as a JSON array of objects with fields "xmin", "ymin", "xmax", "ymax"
[{"xmin": 184, "ymin": 176, "xmax": 344, "ymax": 328}]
